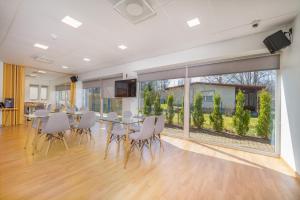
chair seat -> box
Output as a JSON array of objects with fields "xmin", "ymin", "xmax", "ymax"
[
  {"xmin": 112, "ymin": 127, "xmax": 126, "ymax": 136},
  {"xmin": 130, "ymin": 124, "xmax": 141, "ymax": 132},
  {"xmin": 129, "ymin": 131, "xmax": 142, "ymax": 140}
]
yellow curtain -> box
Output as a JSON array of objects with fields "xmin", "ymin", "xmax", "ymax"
[
  {"xmin": 2, "ymin": 63, "xmax": 25, "ymax": 126},
  {"xmin": 70, "ymin": 82, "xmax": 76, "ymax": 108}
]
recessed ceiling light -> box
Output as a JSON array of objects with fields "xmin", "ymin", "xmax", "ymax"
[
  {"xmin": 62, "ymin": 65, "xmax": 69, "ymax": 69},
  {"xmin": 61, "ymin": 16, "xmax": 82, "ymax": 28},
  {"xmin": 83, "ymin": 58, "xmax": 91, "ymax": 62},
  {"xmin": 187, "ymin": 18, "xmax": 200, "ymax": 27},
  {"xmin": 29, "ymin": 74, "xmax": 38, "ymax": 77},
  {"xmin": 34, "ymin": 43, "xmax": 48, "ymax": 50},
  {"xmin": 118, "ymin": 45, "xmax": 127, "ymax": 50},
  {"xmin": 37, "ymin": 70, "xmax": 46, "ymax": 74}
]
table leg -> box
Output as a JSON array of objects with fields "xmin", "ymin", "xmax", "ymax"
[
  {"xmin": 104, "ymin": 122, "xmax": 112, "ymax": 159},
  {"xmin": 24, "ymin": 117, "xmax": 30, "ymax": 149},
  {"xmin": 32, "ymin": 118, "xmax": 41, "ymax": 155},
  {"xmin": 124, "ymin": 125, "xmax": 131, "ymax": 169}
]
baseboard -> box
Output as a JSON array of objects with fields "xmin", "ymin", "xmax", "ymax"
[{"xmin": 279, "ymin": 157, "xmax": 300, "ymax": 178}]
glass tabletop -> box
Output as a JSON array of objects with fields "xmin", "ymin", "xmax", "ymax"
[{"xmin": 98, "ymin": 116, "xmax": 143, "ymax": 124}]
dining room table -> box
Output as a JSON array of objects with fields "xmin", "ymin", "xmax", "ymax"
[
  {"xmin": 23, "ymin": 111, "xmax": 85, "ymax": 152},
  {"xmin": 98, "ymin": 116, "xmax": 144, "ymax": 168}
]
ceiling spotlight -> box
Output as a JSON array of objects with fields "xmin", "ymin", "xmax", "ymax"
[
  {"xmin": 118, "ymin": 45, "xmax": 127, "ymax": 50},
  {"xmin": 29, "ymin": 74, "xmax": 38, "ymax": 77},
  {"xmin": 62, "ymin": 65, "xmax": 69, "ymax": 69},
  {"xmin": 83, "ymin": 58, "xmax": 91, "ymax": 62},
  {"xmin": 187, "ymin": 18, "xmax": 200, "ymax": 27},
  {"xmin": 34, "ymin": 43, "xmax": 48, "ymax": 50},
  {"xmin": 61, "ymin": 16, "xmax": 82, "ymax": 28}
]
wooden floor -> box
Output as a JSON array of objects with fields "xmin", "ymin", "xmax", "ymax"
[{"xmin": 0, "ymin": 124, "xmax": 300, "ymax": 200}]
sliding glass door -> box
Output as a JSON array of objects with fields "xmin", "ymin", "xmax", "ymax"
[
  {"xmin": 188, "ymin": 70, "xmax": 277, "ymax": 152},
  {"xmin": 139, "ymin": 78, "xmax": 185, "ymax": 136},
  {"xmin": 83, "ymin": 87, "xmax": 100, "ymax": 112}
]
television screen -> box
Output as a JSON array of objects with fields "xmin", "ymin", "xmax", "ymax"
[{"xmin": 115, "ymin": 79, "xmax": 137, "ymax": 97}]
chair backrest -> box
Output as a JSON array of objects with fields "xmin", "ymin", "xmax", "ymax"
[
  {"xmin": 32, "ymin": 109, "xmax": 49, "ymax": 129},
  {"xmin": 123, "ymin": 111, "xmax": 132, "ymax": 119},
  {"xmin": 154, "ymin": 115, "xmax": 165, "ymax": 135},
  {"xmin": 140, "ymin": 116, "xmax": 156, "ymax": 140},
  {"xmin": 78, "ymin": 111, "xmax": 96, "ymax": 129},
  {"xmin": 42, "ymin": 112, "xmax": 70, "ymax": 134},
  {"xmin": 107, "ymin": 112, "xmax": 118, "ymax": 120},
  {"xmin": 47, "ymin": 104, "xmax": 52, "ymax": 111}
]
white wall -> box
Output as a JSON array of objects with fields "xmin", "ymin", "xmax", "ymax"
[
  {"xmin": 0, "ymin": 61, "xmax": 3, "ymax": 126},
  {"xmin": 25, "ymin": 77, "xmax": 53, "ymax": 103},
  {"xmin": 280, "ymin": 14, "xmax": 300, "ymax": 174},
  {"xmin": 79, "ymin": 28, "xmax": 281, "ymax": 81}
]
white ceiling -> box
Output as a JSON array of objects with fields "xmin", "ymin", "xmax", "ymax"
[
  {"xmin": 25, "ymin": 67, "xmax": 68, "ymax": 81},
  {"xmin": 0, "ymin": 0, "xmax": 299, "ymax": 74}
]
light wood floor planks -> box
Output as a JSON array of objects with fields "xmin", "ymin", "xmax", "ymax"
[{"xmin": 0, "ymin": 124, "xmax": 300, "ymax": 200}]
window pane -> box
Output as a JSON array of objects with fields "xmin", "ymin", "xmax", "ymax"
[
  {"xmin": 30, "ymin": 85, "xmax": 38, "ymax": 100},
  {"xmin": 103, "ymin": 98, "xmax": 122, "ymax": 115},
  {"xmin": 41, "ymin": 86, "xmax": 48, "ymax": 100},
  {"xmin": 139, "ymin": 78, "xmax": 184, "ymax": 136},
  {"xmin": 189, "ymin": 70, "xmax": 277, "ymax": 153},
  {"xmin": 83, "ymin": 87, "xmax": 100, "ymax": 112}
]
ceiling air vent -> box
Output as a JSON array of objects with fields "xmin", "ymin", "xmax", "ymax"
[
  {"xmin": 32, "ymin": 55, "xmax": 53, "ymax": 64},
  {"xmin": 113, "ymin": 0, "xmax": 156, "ymax": 24}
]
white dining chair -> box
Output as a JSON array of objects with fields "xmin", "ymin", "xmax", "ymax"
[
  {"xmin": 27, "ymin": 109, "xmax": 49, "ymax": 151},
  {"xmin": 46, "ymin": 104, "xmax": 52, "ymax": 112},
  {"xmin": 42, "ymin": 112, "xmax": 70, "ymax": 156},
  {"xmin": 126, "ymin": 116, "xmax": 156, "ymax": 162},
  {"xmin": 154, "ymin": 115, "xmax": 165, "ymax": 150},
  {"xmin": 106, "ymin": 112, "xmax": 127, "ymax": 144},
  {"xmin": 75, "ymin": 111, "xmax": 96, "ymax": 144}
]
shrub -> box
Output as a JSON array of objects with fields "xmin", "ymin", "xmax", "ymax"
[
  {"xmin": 153, "ymin": 94, "xmax": 162, "ymax": 115},
  {"xmin": 179, "ymin": 97, "xmax": 184, "ymax": 124},
  {"xmin": 233, "ymin": 90, "xmax": 250, "ymax": 136},
  {"xmin": 166, "ymin": 95, "xmax": 175, "ymax": 124},
  {"xmin": 143, "ymin": 84, "xmax": 153, "ymax": 115},
  {"xmin": 192, "ymin": 92, "xmax": 205, "ymax": 128},
  {"xmin": 209, "ymin": 94, "xmax": 223, "ymax": 132},
  {"xmin": 256, "ymin": 90, "xmax": 272, "ymax": 139}
]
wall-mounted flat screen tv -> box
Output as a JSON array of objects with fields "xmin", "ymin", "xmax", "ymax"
[{"xmin": 115, "ymin": 79, "xmax": 137, "ymax": 97}]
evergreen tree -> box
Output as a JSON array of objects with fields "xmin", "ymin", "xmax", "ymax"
[
  {"xmin": 179, "ymin": 97, "xmax": 184, "ymax": 124},
  {"xmin": 209, "ymin": 94, "xmax": 223, "ymax": 132},
  {"xmin": 166, "ymin": 95, "xmax": 175, "ymax": 124},
  {"xmin": 233, "ymin": 90, "xmax": 250, "ymax": 136},
  {"xmin": 192, "ymin": 92, "xmax": 205, "ymax": 128},
  {"xmin": 153, "ymin": 93, "xmax": 162, "ymax": 115},
  {"xmin": 143, "ymin": 84, "xmax": 152, "ymax": 115},
  {"xmin": 256, "ymin": 90, "xmax": 272, "ymax": 139}
]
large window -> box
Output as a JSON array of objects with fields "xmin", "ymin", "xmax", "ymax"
[
  {"xmin": 40, "ymin": 86, "xmax": 48, "ymax": 100},
  {"xmin": 29, "ymin": 85, "xmax": 39, "ymax": 100},
  {"xmin": 83, "ymin": 87, "xmax": 100, "ymax": 112},
  {"xmin": 188, "ymin": 70, "xmax": 277, "ymax": 152},
  {"xmin": 103, "ymin": 98, "xmax": 122, "ymax": 115},
  {"xmin": 139, "ymin": 78, "xmax": 184, "ymax": 135}
]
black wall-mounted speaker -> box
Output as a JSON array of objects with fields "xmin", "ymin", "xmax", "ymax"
[
  {"xmin": 70, "ymin": 76, "xmax": 78, "ymax": 83},
  {"xmin": 263, "ymin": 30, "xmax": 291, "ymax": 54}
]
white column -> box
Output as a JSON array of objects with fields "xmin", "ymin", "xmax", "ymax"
[{"xmin": 184, "ymin": 67, "xmax": 190, "ymax": 138}]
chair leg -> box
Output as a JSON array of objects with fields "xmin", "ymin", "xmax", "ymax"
[
  {"xmin": 45, "ymin": 137, "xmax": 52, "ymax": 156},
  {"xmin": 63, "ymin": 136, "xmax": 69, "ymax": 150},
  {"xmin": 79, "ymin": 132, "xmax": 84, "ymax": 145},
  {"xmin": 149, "ymin": 139, "xmax": 153, "ymax": 159}
]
